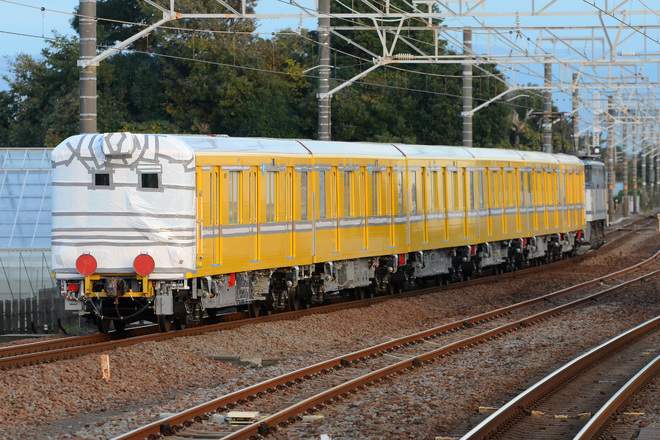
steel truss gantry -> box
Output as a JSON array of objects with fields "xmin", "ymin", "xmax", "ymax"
[{"xmin": 78, "ymin": 0, "xmax": 660, "ymax": 218}]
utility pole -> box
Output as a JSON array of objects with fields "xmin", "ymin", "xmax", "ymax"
[
  {"xmin": 607, "ymin": 96, "xmax": 615, "ymax": 221},
  {"xmin": 641, "ymin": 127, "xmax": 647, "ymax": 211},
  {"xmin": 622, "ymin": 115, "xmax": 629, "ymax": 217},
  {"xmin": 462, "ymin": 29, "xmax": 473, "ymax": 148},
  {"xmin": 633, "ymin": 117, "xmax": 639, "ymax": 214},
  {"xmin": 572, "ymin": 73, "xmax": 579, "ymax": 153},
  {"xmin": 79, "ymin": 0, "xmax": 97, "ymax": 134},
  {"xmin": 317, "ymin": 0, "xmax": 331, "ymax": 140},
  {"xmin": 543, "ymin": 63, "xmax": 553, "ymax": 153},
  {"xmin": 656, "ymin": 134, "xmax": 660, "ymax": 208}
]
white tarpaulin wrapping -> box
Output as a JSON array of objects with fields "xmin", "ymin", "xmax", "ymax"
[{"xmin": 51, "ymin": 133, "xmax": 196, "ymax": 280}]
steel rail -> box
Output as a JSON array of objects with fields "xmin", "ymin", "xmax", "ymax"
[
  {"xmin": 0, "ymin": 325, "xmax": 156, "ymax": 359},
  {"xmin": 1, "ymin": 221, "xmax": 650, "ymax": 370},
  {"xmin": 459, "ymin": 315, "xmax": 660, "ymax": 440},
  {"xmin": 111, "ymin": 262, "xmax": 660, "ymax": 440},
  {"xmin": 222, "ymin": 272, "xmax": 660, "ymax": 440},
  {"xmin": 573, "ymin": 353, "xmax": 660, "ymax": 440}
]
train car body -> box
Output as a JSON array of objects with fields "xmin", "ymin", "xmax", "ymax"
[
  {"xmin": 582, "ymin": 160, "xmax": 608, "ymax": 247},
  {"xmin": 51, "ymin": 133, "xmax": 593, "ymax": 332}
]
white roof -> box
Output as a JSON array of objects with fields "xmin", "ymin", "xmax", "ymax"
[
  {"xmin": 124, "ymin": 134, "xmax": 582, "ymax": 166},
  {"xmin": 299, "ymin": 140, "xmax": 404, "ymax": 158},
  {"xmin": 395, "ymin": 144, "xmax": 475, "ymax": 160},
  {"xmin": 179, "ymin": 135, "xmax": 310, "ymax": 156}
]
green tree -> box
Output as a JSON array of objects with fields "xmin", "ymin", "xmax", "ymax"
[
  {"xmin": 0, "ymin": 0, "xmax": 562, "ymax": 149},
  {"xmin": 1, "ymin": 35, "xmax": 79, "ymax": 147}
]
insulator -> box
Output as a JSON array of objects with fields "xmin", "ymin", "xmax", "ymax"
[{"xmin": 394, "ymin": 53, "xmax": 414, "ymax": 60}]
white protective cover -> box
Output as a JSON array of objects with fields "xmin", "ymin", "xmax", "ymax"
[{"xmin": 51, "ymin": 133, "xmax": 196, "ymax": 280}]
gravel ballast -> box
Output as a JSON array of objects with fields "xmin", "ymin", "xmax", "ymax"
[{"xmin": 2, "ymin": 230, "xmax": 659, "ymax": 439}]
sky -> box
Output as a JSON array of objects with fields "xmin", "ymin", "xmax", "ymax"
[
  {"xmin": 1, "ymin": 1, "xmax": 659, "ymax": 119},
  {"xmin": 0, "ymin": 0, "xmax": 312, "ymax": 89}
]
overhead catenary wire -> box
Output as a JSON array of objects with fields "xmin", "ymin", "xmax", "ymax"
[{"xmin": 1, "ymin": 0, "xmax": 658, "ymax": 132}]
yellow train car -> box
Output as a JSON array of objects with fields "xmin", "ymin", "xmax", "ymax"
[{"xmin": 52, "ymin": 134, "xmax": 587, "ymax": 332}]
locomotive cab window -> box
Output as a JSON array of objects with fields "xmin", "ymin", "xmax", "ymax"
[{"xmin": 141, "ymin": 173, "xmax": 160, "ymax": 189}]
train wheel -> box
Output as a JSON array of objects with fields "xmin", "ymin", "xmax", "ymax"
[
  {"xmin": 113, "ymin": 319, "xmax": 126, "ymax": 332},
  {"xmin": 354, "ymin": 287, "xmax": 366, "ymax": 300},
  {"xmin": 157, "ymin": 315, "xmax": 173, "ymax": 332},
  {"xmin": 289, "ymin": 293, "xmax": 302, "ymax": 311},
  {"xmin": 96, "ymin": 316, "xmax": 111, "ymax": 334},
  {"xmin": 249, "ymin": 302, "xmax": 262, "ymax": 318},
  {"xmin": 174, "ymin": 317, "xmax": 186, "ymax": 330}
]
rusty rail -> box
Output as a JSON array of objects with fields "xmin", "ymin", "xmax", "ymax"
[
  {"xmin": 1, "ymin": 223, "xmax": 651, "ymax": 370},
  {"xmin": 460, "ymin": 315, "xmax": 660, "ymax": 440},
  {"xmin": 111, "ymin": 264, "xmax": 660, "ymax": 440},
  {"xmin": 573, "ymin": 353, "xmax": 660, "ymax": 440}
]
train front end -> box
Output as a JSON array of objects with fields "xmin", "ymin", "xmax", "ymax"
[{"xmin": 51, "ymin": 133, "xmax": 196, "ymax": 331}]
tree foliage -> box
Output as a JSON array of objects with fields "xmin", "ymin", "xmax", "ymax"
[{"xmin": 0, "ymin": 0, "xmax": 569, "ymax": 149}]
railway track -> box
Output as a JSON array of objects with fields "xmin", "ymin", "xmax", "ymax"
[
  {"xmin": 459, "ymin": 317, "xmax": 660, "ymax": 440},
  {"xmin": 0, "ymin": 218, "xmax": 653, "ymax": 370},
  {"xmin": 109, "ymin": 244, "xmax": 660, "ymax": 440}
]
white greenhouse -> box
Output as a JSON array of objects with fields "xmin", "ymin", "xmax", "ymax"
[{"xmin": 0, "ymin": 148, "xmax": 55, "ymax": 301}]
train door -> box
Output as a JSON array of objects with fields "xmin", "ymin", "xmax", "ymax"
[
  {"xmin": 333, "ymin": 166, "xmax": 340, "ymax": 253},
  {"xmin": 286, "ymin": 167, "xmax": 294, "ymax": 259},
  {"xmin": 490, "ymin": 169, "xmax": 501, "ymax": 236},
  {"xmin": 499, "ymin": 170, "xmax": 507, "ymax": 235},
  {"xmin": 481, "ymin": 168, "xmax": 493, "ymax": 237},
  {"xmin": 563, "ymin": 170, "xmax": 570, "ymax": 228},
  {"xmin": 505, "ymin": 169, "xmax": 517, "ymax": 233},
  {"xmin": 361, "ymin": 167, "xmax": 368, "ymax": 250},
  {"xmin": 197, "ymin": 166, "xmax": 220, "ymax": 266},
  {"xmin": 531, "ymin": 170, "xmax": 538, "ymax": 231},
  {"xmin": 550, "ymin": 170, "xmax": 558, "ymax": 229},
  {"xmin": 388, "ymin": 168, "xmax": 395, "ymax": 248},
  {"xmin": 444, "ymin": 168, "xmax": 450, "ymax": 241},
  {"xmin": 519, "ymin": 171, "xmax": 527, "ymax": 235},
  {"xmin": 462, "ymin": 168, "xmax": 468, "ymax": 240},
  {"xmin": 211, "ymin": 166, "xmax": 220, "ymax": 265},
  {"xmin": 409, "ymin": 168, "xmax": 423, "ymax": 246},
  {"xmin": 468, "ymin": 170, "xmax": 476, "ymax": 239},
  {"xmin": 249, "ymin": 168, "xmax": 258, "ymax": 262},
  {"xmin": 477, "ymin": 170, "xmax": 488, "ymax": 239},
  {"xmin": 422, "ymin": 167, "xmax": 429, "ymax": 244},
  {"xmin": 196, "ymin": 167, "xmax": 204, "ymax": 265},
  {"xmin": 513, "ymin": 169, "xmax": 520, "ymax": 233}
]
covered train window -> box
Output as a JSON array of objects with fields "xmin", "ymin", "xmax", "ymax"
[
  {"xmin": 94, "ymin": 173, "xmax": 110, "ymax": 187},
  {"xmin": 372, "ymin": 171, "xmax": 381, "ymax": 215},
  {"xmin": 228, "ymin": 171, "xmax": 241, "ymax": 224},
  {"xmin": 141, "ymin": 173, "xmax": 160, "ymax": 189},
  {"xmin": 428, "ymin": 170, "xmax": 436, "ymax": 213},
  {"xmin": 411, "ymin": 171, "xmax": 418, "ymax": 214},
  {"xmin": 479, "ymin": 170, "xmax": 485, "ymax": 210},
  {"xmin": 397, "ymin": 172, "xmax": 404, "ymax": 214},
  {"xmin": 469, "ymin": 171, "xmax": 475, "ymax": 210},
  {"xmin": 266, "ymin": 171, "xmax": 276, "ymax": 222},
  {"xmin": 344, "ymin": 171, "xmax": 353, "ymax": 217},
  {"xmin": 301, "ymin": 171, "xmax": 308, "ymax": 221},
  {"xmin": 319, "ymin": 171, "xmax": 326, "ymax": 219},
  {"xmin": 490, "ymin": 170, "xmax": 499, "ymax": 208},
  {"xmin": 437, "ymin": 169, "xmax": 445, "ymax": 212}
]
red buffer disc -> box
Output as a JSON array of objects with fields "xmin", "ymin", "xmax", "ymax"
[
  {"xmin": 76, "ymin": 254, "xmax": 97, "ymax": 276},
  {"xmin": 133, "ymin": 254, "xmax": 155, "ymax": 276}
]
